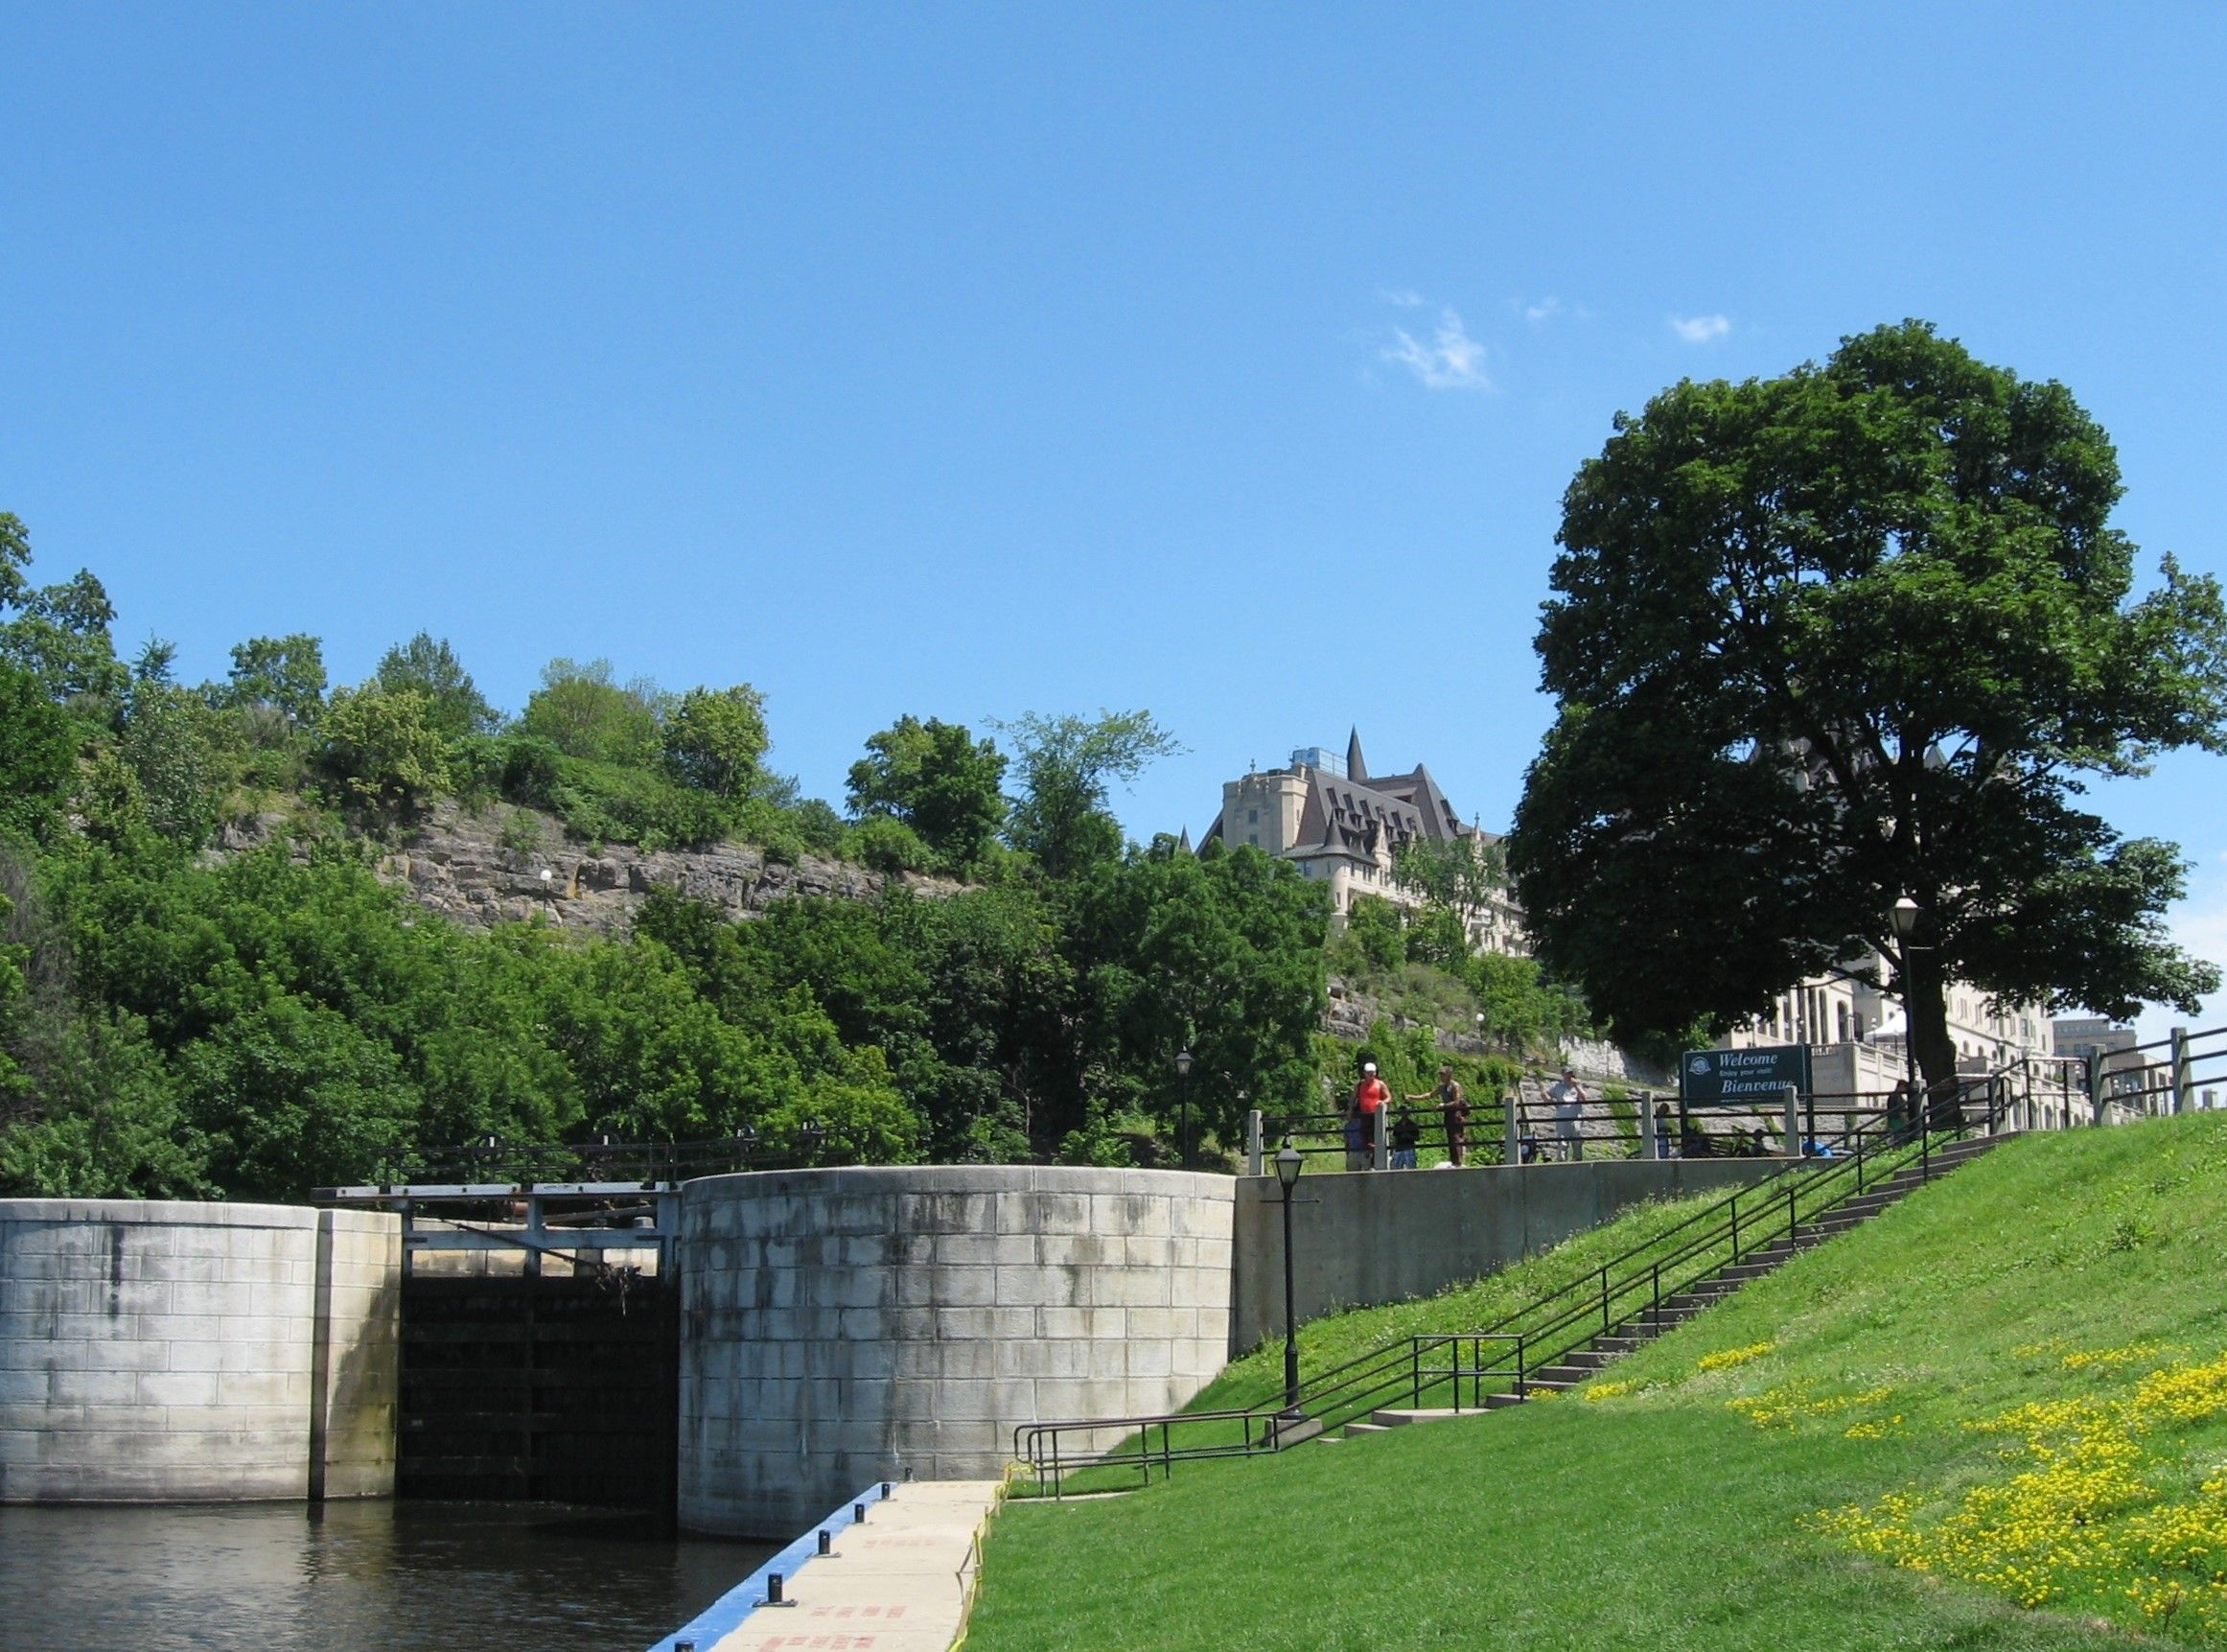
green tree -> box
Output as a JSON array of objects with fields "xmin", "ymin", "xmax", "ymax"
[
  {"xmin": 519, "ymin": 657, "xmax": 664, "ymax": 766},
  {"xmin": 0, "ymin": 661, "xmax": 77, "ymax": 842},
  {"xmin": 1078, "ymin": 839, "xmax": 1331, "ymax": 1156},
  {"xmin": 1001, "ymin": 710, "xmax": 1181, "ymax": 880},
  {"xmin": 373, "ymin": 633, "xmax": 499, "ymax": 738},
  {"xmin": 661, "ymin": 684, "xmax": 770, "ymax": 798},
  {"xmin": 0, "ymin": 520, "xmax": 128, "ymax": 711},
  {"xmin": 1511, "ymin": 321, "xmax": 2227, "ymax": 1091},
  {"xmin": 120, "ymin": 675, "xmax": 231, "ymax": 843},
  {"xmin": 224, "ymin": 634, "xmax": 328, "ymax": 725},
  {"xmin": 316, "ymin": 685, "xmax": 452, "ymax": 812},
  {"xmin": 847, "ymin": 715, "xmax": 1009, "ymax": 871}
]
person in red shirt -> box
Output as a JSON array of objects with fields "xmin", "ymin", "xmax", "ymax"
[{"xmin": 1353, "ymin": 1061, "xmax": 1390, "ymax": 1168}]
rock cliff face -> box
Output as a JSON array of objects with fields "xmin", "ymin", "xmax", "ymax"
[{"xmin": 220, "ymin": 803, "xmax": 958, "ymax": 937}]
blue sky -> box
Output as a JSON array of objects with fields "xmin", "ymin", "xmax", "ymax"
[{"xmin": 4, "ymin": 4, "xmax": 2224, "ymax": 1030}]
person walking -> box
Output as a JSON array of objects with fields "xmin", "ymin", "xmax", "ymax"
[
  {"xmin": 1354, "ymin": 1061, "xmax": 1389, "ymax": 1169},
  {"xmin": 1405, "ymin": 1065, "xmax": 1470, "ymax": 1167},
  {"xmin": 1547, "ymin": 1066, "xmax": 1588, "ymax": 1161}
]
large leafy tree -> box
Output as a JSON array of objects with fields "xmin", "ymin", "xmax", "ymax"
[
  {"xmin": 1511, "ymin": 322, "xmax": 2227, "ymax": 1091},
  {"xmin": 847, "ymin": 714, "xmax": 1009, "ymax": 872},
  {"xmin": 373, "ymin": 632, "xmax": 499, "ymax": 738},
  {"xmin": 1001, "ymin": 710, "xmax": 1180, "ymax": 880}
]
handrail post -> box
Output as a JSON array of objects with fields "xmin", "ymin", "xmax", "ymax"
[
  {"xmin": 1729, "ymin": 1194, "xmax": 1739, "ymax": 1261},
  {"xmin": 1600, "ymin": 1264, "xmax": 1610, "ymax": 1334}
]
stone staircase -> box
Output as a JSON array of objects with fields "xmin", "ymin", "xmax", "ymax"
[{"xmin": 1335, "ymin": 1132, "xmax": 2002, "ymax": 1438}]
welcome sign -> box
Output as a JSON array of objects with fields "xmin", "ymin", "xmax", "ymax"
[{"xmin": 1681, "ymin": 1045, "xmax": 1811, "ymax": 1105}]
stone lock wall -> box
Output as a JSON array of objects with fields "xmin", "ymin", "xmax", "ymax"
[
  {"xmin": 0, "ymin": 1200, "xmax": 401, "ymax": 1503},
  {"xmin": 677, "ymin": 1165, "xmax": 1235, "ymax": 1538}
]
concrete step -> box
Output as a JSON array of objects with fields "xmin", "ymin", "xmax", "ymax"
[
  {"xmin": 1525, "ymin": 1378, "xmax": 1579, "ymax": 1393},
  {"xmin": 1343, "ymin": 1421, "xmax": 1390, "ymax": 1435},
  {"xmin": 1483, "ymin": 1391, "xmax": 1528, "ymax": 1409},
  {"xmin": 1528, "ymin": 1365, "xmax": 1592, "ymax": 1386},
  {"xmin": 1560, "ymin": 1350, "xmax": 1616, "ymax": 1370},
  {"xmin": 1370, "ymin": 1408, "xmax": 1465, "ymax": 1428},
  {"xmin": 1717, "ymin": 1262, "xmax": 1779, "ymax": 1282},
  {"xmin": 1591, "ymin": 1336, "xmax": 1643, "ymax": 1356}
]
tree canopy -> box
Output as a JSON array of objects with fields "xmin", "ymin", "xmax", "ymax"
[
  {"xmin": 847, "ymin": 714, "xmax": 1008, "ymax": 873},
  {"xmin": 1510, "ymin": 320, "xmax": 2227, "ymax": 1089}
]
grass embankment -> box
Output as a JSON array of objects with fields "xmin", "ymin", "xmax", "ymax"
[{"xmin": 971, "ymin": 1115, "xmax": 2227, "ymax": 1649}]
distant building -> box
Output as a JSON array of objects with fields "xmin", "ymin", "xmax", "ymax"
[{"xmin": 1201, "ymin": 730, "xmax": 1527, "ymax": 955}]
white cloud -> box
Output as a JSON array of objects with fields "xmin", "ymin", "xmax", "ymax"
[
  {"xmin": 1670, "ymin": 314, "xmax": 1732, "ymax": 343},
  {"xmin": 1522, "ymin": 296, "xmax": 1563, "ymax": 323},
  {"xmin": 1382, "ymin": 307, "xmax": 1493, "ymax": 390},
  {"xmin": 1377, "ymin": 287, "xmax": 1425, "ymax": 309}
]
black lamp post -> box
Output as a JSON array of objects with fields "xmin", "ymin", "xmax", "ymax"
[
  {"xmin": 1891, "ymin": 896, "xmax": 1922, "ymax": 1132},
  {"xmin": 1174, "ymin": 1048, "xmax": 1195, "ymax": 1168},
  {"xmin": 1275, "ymin": 1140, "xmax": 1304, "ymax": 1412}
]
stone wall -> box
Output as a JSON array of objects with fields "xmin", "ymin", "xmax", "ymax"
[
  {"xmin": 1227, "ymin": 1157, "xmax": 1790, "ymax": 1354},
  {"xmin": 677, "ymin": 1165, "xmax": 1234, "ymax": 1538},
  {"xmin": 0, "ymin": 1200, "xmax": 401, "ymax": 1502}
]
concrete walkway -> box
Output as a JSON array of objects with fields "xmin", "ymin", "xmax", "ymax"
[{"xmin": 700, "ymin": 1479, "xmax": 1005, "ymax": 1652}]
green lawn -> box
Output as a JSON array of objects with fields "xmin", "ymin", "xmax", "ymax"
[{"xmin": 968, "ymin": 1115, "xmax": 2227, "ymax": 1649}]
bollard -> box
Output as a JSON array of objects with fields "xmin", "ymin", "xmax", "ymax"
[
  {"xmin": 1245, "ymin": 1109, "xmax": 1264, "ymax": 1177},
  {"xmin": 881, "ymin": 1479, "xmax": 893, "ymax": 1499},
  {"xmin": 854, "ymin": 1501, "xmax": 867, "ymax": 1523},
  {"xmin": 763, "ymin": 1572, "xmax": 796, "ymax": 1608},
  {"xmin": 818, "ymin": 1529, "xmax": 832, "ymax": 1556}
]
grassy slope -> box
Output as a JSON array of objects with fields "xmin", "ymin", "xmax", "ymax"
[{"xmin": 969, "ymin": 1116, "xmax": 2227, "ymax": 1650}]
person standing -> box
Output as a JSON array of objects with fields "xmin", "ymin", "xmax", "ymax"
[
  {"xmin": 1406, "ymin": 1066, "xmax": 1470, "ymax": 1167},
  {"xmin": 1653, "ymin": 1100, "xmax": 1674, "ymax": 1160},
  {"xmin": 1354, "ymin": 1061, "xmax": 1389, "ymax": 1169},
  {"xmin": 1389, "ymin": 1108, "xmax": 1421, "ymax": 1169},
  {"xmin": 1547, "ymin": 1066, "xmax": 1588, "ymax": 1161}
]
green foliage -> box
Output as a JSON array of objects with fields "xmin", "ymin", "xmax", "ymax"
[
  {"xmin": 661, "ymin": 684, "xmax": 770, "ymax": 798},
  {"xmin": 224, "ymin": 634, "xmax": 327, "ymax": 725},
  {"xmin": 1513, "ymin": 321, "xmax": 2226, "ymax": 1085},
  {"xmin": 848, "ymin": 813, "xmax": 933, "ymax": 875},
  {"xmin": 315, "ymin": 685, "xmax": 452, "ymax": 813},
  {"xmin": 373, "ymin": 633, "xmax": 499, "ymax": 738},
  {"xmin": 119, "ymin": 675, "xmax": 231, "ymax": 844},
  {"xmin": 1337, "ymin": 895, "xmax": 1407, "ymax": 973},
  {"xmin": 520, "ymin": 657, "xmax": 664, "ymax": 766},
  {"xmin": 848, "ymin": 714, "xmax": 1009, "ymax": 872},
  {"xmin": 1001, "ymin": 709, "xmax": 1181, "ymax": 879},
  {"xmin": 1075, "ymin": 839, "xmax": 1331, "ymax": 1151},
  {"xmin": 0, "ymin": 661, "xmax": 77, "ymax": 843}
]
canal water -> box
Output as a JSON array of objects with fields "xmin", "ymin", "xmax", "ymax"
[{"xmin": 0, "ymin": 1501, "xmax": 776, "ymax": 1652}]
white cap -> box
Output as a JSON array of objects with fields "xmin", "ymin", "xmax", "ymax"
[{"xmin": 1362, "ymin": 1062, "xmax": 1378, "ymax": 1073}]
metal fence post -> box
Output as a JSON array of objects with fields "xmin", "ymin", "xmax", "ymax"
[
  {"xmin": 1638, "ymin": 1089, "xmax": 1658, "ymax": 1159},
  {"xmin": 2172, "ymin": 1028, "xmax": 2194, "ymax": 1116},
  {"xmin": 2088, "ymin": 1046, "xmax": 2107, "ymax": 1127},
  {"xmin": 1374, "ymin": 1107, "xmax": 1389, "ymax": 1172},
  {"xmin": 1245, "ymin": 1109, "xmax": 1264, "ymax": 1177},
  {"xmin": 1506, "ymin": 1085, "xmax": 1521, "ymax": 1169},
  {"xmin": 1782, "ymin": 1084, "xmax": 1799, "ymax": 1155}
]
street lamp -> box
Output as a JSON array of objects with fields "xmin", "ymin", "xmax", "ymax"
[
  {"xmin": 1275, "ymin": 1140, "xmax": 1304, "ymax": 1412},
  {"xmin": 1891, "ymin": 896, "xmax": 1922, "ymax": 1132},
  {"xmin": 1174, "ymin": 1049, "xmax": 1195, "ymax": 1169}
]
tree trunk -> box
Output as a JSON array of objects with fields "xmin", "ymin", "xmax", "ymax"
[{"xmin": 1904, "ymin": 945, "xmax": 1960, "ymax": 1099}]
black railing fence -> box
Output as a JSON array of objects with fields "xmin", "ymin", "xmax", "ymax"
[{"xmin": 1015, "ymin": 1070, "xmax": 2024, "ymax": 1496}]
